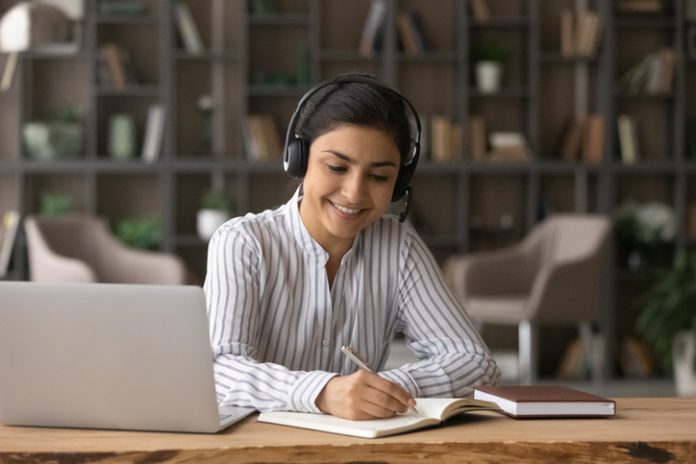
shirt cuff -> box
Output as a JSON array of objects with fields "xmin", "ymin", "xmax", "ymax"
[
  {"xmin": 379, "ymin": 369, "xmax": 421, "ymax": 398},
  {"xmin": 288, "ymin": 371, "xmax": 337, "ymax": 413}
]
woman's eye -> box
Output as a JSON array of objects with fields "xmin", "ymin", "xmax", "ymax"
[
  {"xmin": 371, "ymin": 174, "xmax": 389, "ymax": 182},
  {"xmin": 327, "ymin": 164, "xmax": 346, "ymax": 173}
]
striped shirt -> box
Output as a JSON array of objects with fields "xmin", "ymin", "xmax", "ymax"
[{"xmin": 204, "ymin": 189, "xmax": 500, "ymax": 413}]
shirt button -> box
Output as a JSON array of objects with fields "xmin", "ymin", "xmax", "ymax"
[{"xmin": 321, "ymin": 338, "xmax": 330, "ymax": 346}]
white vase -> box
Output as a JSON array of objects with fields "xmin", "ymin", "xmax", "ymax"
[
  {"xmin": 673, "ymin": 330, "xmax": 696, "ymax": 397},
  {"xmin": 476, "ymin": 61, "xmax": 503, "ymax": 94},
  {"xmin": 197, "ymin": 209, "xmax": 229, "ymax": 241}
]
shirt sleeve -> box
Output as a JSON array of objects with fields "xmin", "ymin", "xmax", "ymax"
[
  {"xmin": 204, "ymin": 223, "xmax": 336, "ymax": 413},
  {"xmin": 379, "ymin": 224, "xmax": 501, "ymax": 398}
]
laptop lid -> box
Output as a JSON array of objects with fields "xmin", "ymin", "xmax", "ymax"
[{"xmin": 0, "ymin": 281, "xmax": 251, "ymax": 433}]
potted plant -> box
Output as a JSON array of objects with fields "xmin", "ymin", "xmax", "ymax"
[
  {"xmin": 40, "ymin": 192, "xmax": 74, "ymax": 216},
  {"xmin": 22, "ymin": 104, "xmax": 85, "ymax": 161},
  {"xmin": 636, "ymin": 252, "xmax": 696, "ymax": 396},
  {"xmin": 615, "ymin": 200, "xmax": 676, "ymax": 271},
  {"xmin": 197, "ymin": 190, "xmax": 235, "ymax": 241},
  {"xmin": 472, "ymin": 38, "xmax": 509, "ymax": 94},
  {"xmin": 115, "ymin": 216, "xmax": 163, "ymax": 250}
]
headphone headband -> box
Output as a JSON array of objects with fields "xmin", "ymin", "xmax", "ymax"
[{"xmin": 282, "ymin": 73, "xmax": 422, "ymax": 204}]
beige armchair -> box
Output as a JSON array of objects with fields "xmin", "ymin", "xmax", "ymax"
[
  {"xmin": 25, "ymin": 213, "xmax": 187, "ymax": 284},
  {"xmin": 444, "ymin": 214, "xmax": 611, "ymax": 384}
]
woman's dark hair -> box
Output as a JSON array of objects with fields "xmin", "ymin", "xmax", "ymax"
[{"xmin": 294, "ymin": 81, "xmax": 413, "ymax": 164}]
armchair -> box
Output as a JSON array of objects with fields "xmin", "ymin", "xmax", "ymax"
[
  {"xmin": 444, "ymin": 214, "xmax": 611, "ymax": 384},
  {"xmin": 25, "ymin": 213, "xmax": 187, "ymax": 284}
]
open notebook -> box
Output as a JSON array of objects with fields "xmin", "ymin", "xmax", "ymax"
[{"xmin": 258, "ymin": 398, "xmax": 499, "ymax": 438}]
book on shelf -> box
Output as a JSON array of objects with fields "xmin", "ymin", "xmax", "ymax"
[
  {"xmin": 0, "ymin": 210, "xmax": 19, "ymax": 278},
  {"xmin": 560, "ymin": 8, "xmax": 575, "ymax": 58},
  {"xmin": 100, "ymin": 43, "xmax": 133, "ymax": 90},
  {"xmin": 243, "ymin": 115, "xmax": 282, "ymax": 162},
  {"xmin": 616, "ymin": 0, "xmax": 664, "ymax": 13},
  {"xmin": 175, "ymin": 1, "xmax": 204, "ymax": 54},
  {"xmin": 620, "ymin": 337, "xmax": 654, "ymax": 378},
  {"xmin": 258, "ymin": 397, "xmax": 500, "ymax": 438},
  {"xmin": 469, "ymin": 0, "xmax": 491, "ymax": 21},
  {"xmin": 687, "ymin": 203, "xmax": 696, "ymax": 241},
  {"xmin": 617, "ymin": 114, "xmax": 638, "ymax": 165},
  {"xmin": 488, "ymin": 131, "xmax": 529, "ymax": 162},
  {"xmin": 560, "ymin": 9, "xmax": 603, "ymax": 58},
  {"xmin": 687, "ymin": 0, "xmax": 696, "ymax": 21},
  {"xmin": 474, "ymin": 385, "xmax": 615, "ymax": 417},
  {"xmin": 0, "ymin": 52, "xmax": 18, "ymax": 93},
  {"xmin": 142, "ymin": 104, "xmax": 166, "ymax": 163},
  {"xmin": 396, "ymin": 11, "xmax": 430, "ymax": 56},
  {"xmin": 582, "ymin": 113, "xmax": 604, "ymax": 165},
  {"xmin": 468, "ymin": 116, "xmax": 487, "ymax": 162},
  {"xmin": 556, "ymin": 334, "xmax": 605, "ymax": 380},
  {"xmin": 359, "ymin": 0, "xmax": 387, "ymax": 57},
  {"xmin": 558, "ymin": 116, "xmax": 585, "ymax": 161},
  {"xmin": 619, "ymin": 48, "xmax": 676, "ymax": 95},
  {"xmin": 430, "ymin": 116, "xmax": 462, "ymax": 162}
]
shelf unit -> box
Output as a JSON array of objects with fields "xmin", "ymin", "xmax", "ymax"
[{"xmin": 1, "ymin": 0, "xmax": 694, "ymax": 378}]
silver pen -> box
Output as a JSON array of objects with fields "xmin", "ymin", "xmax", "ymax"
[{"xmin": 341, "ymin": 345, "xmax": 418, "ymax": 414}]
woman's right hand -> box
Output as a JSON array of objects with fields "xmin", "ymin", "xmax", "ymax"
[{"xmin": 315, "ymin": 370, "xmax": 416, "ymax": 420}]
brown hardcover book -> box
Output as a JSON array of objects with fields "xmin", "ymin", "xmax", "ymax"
[
  {"xmin": 469, "ymin": 0, "xmax": 491, "ymax": 21},
  {"xmin": 469, "ymin": 116, "xmax": 487, "ymax": 162},
  {"xmin": 101, "ymin": 43, "xmax": 127, "ymax": 90},
  {"xmin": 560, "ymin": 8, "xmax": 574, "ymax": 58},
  {"xmin": 582, "ymin": 113, "xmax": 604, "ymax": 165},
  {"xmin": 474, "ymin": 385, "xmax": 616, "ymax": 417},
  {"xmin": 559, "ymin": 116, "xmax": 584, "ymax": 161}
]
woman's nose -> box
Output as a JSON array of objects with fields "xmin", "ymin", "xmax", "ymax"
[{"xmin": 342, "ymin": 172, "xmax": 366, "ymax": 201}]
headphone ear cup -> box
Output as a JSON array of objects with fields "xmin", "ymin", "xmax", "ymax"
[
  {"xmin": 284, "ymin": 138, "xmax": 309, "ymax": 178},
  {"xmin": 391, "ymin": 162, "xmax": 416, "ymax": 202}
]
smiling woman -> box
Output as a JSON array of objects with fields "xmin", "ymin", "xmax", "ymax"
[
  {"xmin": 301, "ymin": 125, "xmax": 400, "ymax": 271},
  {"xmin": 203, "ymin": 73, "xmax": 500, "ymax": 422}
]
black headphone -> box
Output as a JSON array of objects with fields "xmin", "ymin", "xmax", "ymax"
[{"xmin": 283, "ymin": 73, "xmax": 422, "ymax": 209}]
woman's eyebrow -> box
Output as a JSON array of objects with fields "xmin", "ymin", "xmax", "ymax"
[{"xmin": 322, "ymin": 150, "xmax": 398, "ymax": 168}]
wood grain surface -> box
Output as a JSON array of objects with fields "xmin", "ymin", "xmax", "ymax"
[{"xmin": 0, "ymin": 397, "xmax": 694, "ymax": 463}]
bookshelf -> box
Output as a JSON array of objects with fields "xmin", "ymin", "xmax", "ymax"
[{"xmin": 0, "ymin": 0, "xmax": 692, "ymax": 379}]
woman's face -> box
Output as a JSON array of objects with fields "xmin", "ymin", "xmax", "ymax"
[{"xmin": 299, "ymin": 124, "xmax": 401, "ymax": 253}]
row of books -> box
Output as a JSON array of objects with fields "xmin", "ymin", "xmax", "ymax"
[
  {"xmin": 557, "ymin": 114, "xmax": 604, "ymax": 165},
  {"xmin": 618, "ymin": 48, "xmax": 676, "ymax": 95},
  {"xmin": 359, "ymin": 1, "xmax": 431, "ymax": 57},
  {"xmin": 419, "ymin": 116, "xmax": 530, "ymax": 163},
  {"xmin": 559, "ymin": 9, "xmax": 603, "ymax": 58},
  {"xmin": 241, "ymin": 111, "xmax": 696, "ymax": 165}
]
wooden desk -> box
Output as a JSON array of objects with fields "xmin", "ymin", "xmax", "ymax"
[{"xmin": 0, "ymin": 398, "xmax": 694, "ymax": 463}]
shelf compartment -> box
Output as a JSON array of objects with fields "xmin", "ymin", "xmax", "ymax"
[
  {"xmin": 469, "ymin": 173, "xmax": 529, "ymax": 251},
  {"xmin": 23, "ymin": 173, "xmax": 89, "ymax": 215},
  {"xmin": 95, "ymin": 173, "xmax": 162, "ymax": 224},
  {"xmin": 174, "ymin": 60, "xmax": 243, "ymax": 160}
]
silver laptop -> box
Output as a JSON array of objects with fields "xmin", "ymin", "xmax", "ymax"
[{"xmin": 0, "ymin": 281, "xmax": 254, "ymax": 433}]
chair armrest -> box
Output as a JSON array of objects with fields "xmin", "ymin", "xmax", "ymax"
[
  {"xmin": 29, "ymin": 252, "xmax": 96, "ymax": 283},
  {"xmin": 24, "ymin": 216, "xmax": 97, "ymax": 283}
]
